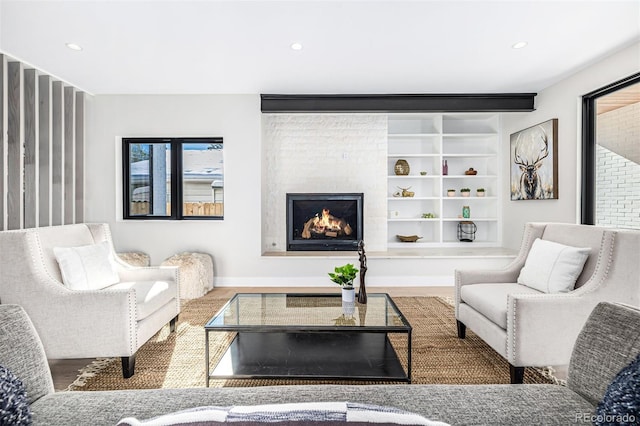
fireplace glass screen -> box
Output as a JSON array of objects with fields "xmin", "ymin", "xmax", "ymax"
[{"xmin": 287, "ymin": 193, "xmax": 363, "ymax": 251}]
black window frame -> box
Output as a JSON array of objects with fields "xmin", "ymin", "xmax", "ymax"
[
  {"xmin": 123, "ymin": 137, "xmax": 224, "ymax": 220},
  {"xmin": 581, "ymin": 72, "xmax": 640, "ymax": 225}
]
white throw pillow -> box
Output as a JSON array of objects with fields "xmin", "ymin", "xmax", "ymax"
[
  {"xmin": 53, "ymin": 241, "xmax": 120, "ymax": 290},
  {"xmin": 517, "ymin": 238, "xmax": 590, "ymax": 293}
]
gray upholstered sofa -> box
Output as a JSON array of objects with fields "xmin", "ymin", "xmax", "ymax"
[
  {"xmin": 455, "ymin": 222, "xmax": 640, "ymax": 383},
  {"xmin": 2, "ymin": 301, "xmax": 639, "ymax": 425}
]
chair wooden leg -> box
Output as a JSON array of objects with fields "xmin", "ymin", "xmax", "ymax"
[
  {"xmin": 170, "ymin": 315, "xmax": 178, "ymax": 333},
  {"xmin": 510, "ymin": 364, "xmax": 524, "ymax": 384},
  {"xmin": 122, "ymin": 354, "xmax": 136, "ymax": 378},
  {"xmin": 456, "ymin": 320, "xmax": 466, "ymax": 338}
]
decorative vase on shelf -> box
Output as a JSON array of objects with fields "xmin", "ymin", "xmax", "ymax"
[
  {"xmin": 442, "ymin": 160, "xmax": 448, "ymax": 175},
  {"xmin": 394, "ymin": 159, "xmax": 410, "ymax": 176},
  {"xmin": 447, "ymin": 190, "xmax": 456, "ymax": 197},
  {"xmin": 461, "ymin": 189, "xmax": 471, "ymax": 197},
  {"xmin": 462, "ymin": 205, "xmax": 471, "ymax": 218}
]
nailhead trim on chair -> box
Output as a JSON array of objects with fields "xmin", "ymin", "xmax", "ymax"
[
  {"xmin": 505, "ymin": 224, "xmax": 537, "ymax": 363},
  {"xmin": 29, "ymin": 231, "xmax": 69, "ymax": 296},
  {"xmin": 174, "ymin": 267, "xmax": 181, "ymax": 320},
  {"xmin": 454, "ymin": 270, "xmax": 461, "ymax": 318},
  {"xmin": 128, "ymin": 291, "xmax": 138, "ymax": 354},
  {"xmin": 507, "ymin": 296, "xmax": 517, "ymax": 363},
  {"xmin": 575, "ymin": 231, "xmax": 615, "ymax": 296}
]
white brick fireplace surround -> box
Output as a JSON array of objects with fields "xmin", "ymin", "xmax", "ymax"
[{"xmin": 261, "ymin": 113, "xmax": 388, "ymax": 253}]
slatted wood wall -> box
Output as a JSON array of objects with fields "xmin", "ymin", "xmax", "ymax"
[{"xmin": 0, "ymin": 54, "xmax": 85, "ymax": 230}]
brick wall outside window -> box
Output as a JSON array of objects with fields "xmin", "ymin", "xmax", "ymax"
[{"xmin": 596, "ymin": 102, "xmax": 640, "ymax": 229}]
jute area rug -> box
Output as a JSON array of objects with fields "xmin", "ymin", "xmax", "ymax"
[{"xmin": 67, "ymin": 292, "xmax": 557, "ymax": 391}]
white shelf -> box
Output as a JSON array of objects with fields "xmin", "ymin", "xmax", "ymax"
[
  {"xmin": 442, "ymin": 153, "xmax": 496, "ymax": 158},
  {"xmin": 442, "ymin": 217, "xmax": 498, "ymax": 221},
  {"xmin": 388, "ymin": 153, "xmax": 440, "ymax": 158},
  {"xmin": 388, "ymin": 175, "xmax": 440, "ymax": 179},
  {"xmin": 388, "ymin": 133, "xmax": 440, "ymax": 138},
  {"xmin": 443, "ymin": 133, "xmax": 497, "ymax": 138},
  {"xmin": 443, "ymin": 196, "xmax": 497, "ymax": 200},
  {"xmin": 442, "ymin": 175, "xmax": 498, "ymax": 178},
  {"xmin": 387, "ymin": 113, "xmax": 501, "ymax": 248},
  {"xmin": 388, "ymin": 197, "xmax": 440, "ymax": 200},
  {"xmin": 389, "ymin": 218, "xmax": 440, "ymax": 222}
]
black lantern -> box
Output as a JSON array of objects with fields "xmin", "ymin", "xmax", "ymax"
[{"xmin": 457, "ymin": 221, "xmax": 477, "ymax": 242}]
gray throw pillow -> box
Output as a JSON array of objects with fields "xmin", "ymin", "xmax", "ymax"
[
  {"xmin": 595, "ymin": 353, "xmax": 640, "ymax": 425},
  {"xmin": 0, "ymin": 364, "xmax": 32, "ymax": 425}
]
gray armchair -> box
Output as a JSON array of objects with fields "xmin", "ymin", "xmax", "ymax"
[
  {"xmin": 455, "ymin": 222, "xmax": 640, "ymax": 383},
  {"xmin": 0, "ymin": 223, "xmax": 180, "ymax": 378}
]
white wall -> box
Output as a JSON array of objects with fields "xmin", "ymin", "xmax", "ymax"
[
  {"xmin": 86, "ymin": 95, "xmax": 267, "ymax": 284},
  {"xmin": 86, "ymin": 95, "xmax": 512, "ymax": 287},
  {"xmin": 86, "ymin": 44, "xmax": 640, "ymax": 285},
  {"xmin": 501, "ymin": 42, "xmax": 640, "ymax": 249}
]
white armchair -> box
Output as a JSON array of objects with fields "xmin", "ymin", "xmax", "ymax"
[
  {"xmin": 0, "ymin": 223, "xmax": 180, "ymax": 378},
  {"xmin": 455, "ymin": 222, "xmax": 640, "ymax": 383}
]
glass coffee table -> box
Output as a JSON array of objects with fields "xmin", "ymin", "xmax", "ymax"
[{"xmin": 204, "ymin": 293, "xmax": 411, "ymax": 386}]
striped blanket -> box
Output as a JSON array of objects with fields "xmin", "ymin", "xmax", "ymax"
[{"xmin": 117, "ymin": 401, "xmax": 449, "ymax": 426}]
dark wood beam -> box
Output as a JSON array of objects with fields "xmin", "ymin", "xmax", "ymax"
[{"xmin": 261, "ymin": 93, "xmax": 536, "ymax": 113}]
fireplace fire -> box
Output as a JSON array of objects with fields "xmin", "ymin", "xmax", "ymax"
[
  {"xmin": 302, "ymin": 208, "xmax": 353, "ymax": 239},
  {"xmin": 287, "ymin": 193, "xmax": 363, "ymax": 251}
]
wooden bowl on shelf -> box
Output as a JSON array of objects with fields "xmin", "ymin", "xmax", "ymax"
[
  {"xmin": 464, "ymin": 168, "xmax": 478, "ymax": 175},
  {"xmin": 396, "ymin": 235, "xmax": 423, "ymax": 243}
]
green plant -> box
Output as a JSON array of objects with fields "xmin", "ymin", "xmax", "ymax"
[
  {"xmin": 447, "ymin": 189, "xmax": 455, "ymax": 192},
  {"xmin": 460, "ymin": 188, "xmax": 471, "ymax": 192},
  {"xmin": 476, "ymin": 188, "xmax": 485, "ymax": 192},
  {"xmin": 328, "ymin": 263, "xmax": 359, "ymax": 288}
]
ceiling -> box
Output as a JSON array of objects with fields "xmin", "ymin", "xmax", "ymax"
[
  {"xmin": 1, "ymin": 0, "xmax": 639, "ymax": 95},
  {"xmin": 597, "ymin": 82, "xmax": 640, "ymax": 115}
]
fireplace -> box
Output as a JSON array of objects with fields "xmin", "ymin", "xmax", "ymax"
[{"xmin": 286, "ymin": 193, "xmax": 364, "ymax": 251}]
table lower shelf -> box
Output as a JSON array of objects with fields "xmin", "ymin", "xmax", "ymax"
[{"xmin": 208, "ymin": 331, "xmax": 408, "ymax": 382}]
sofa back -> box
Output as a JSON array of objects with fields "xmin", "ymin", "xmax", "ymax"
[
  {"xmin": 0, "ymin": 304, "xmax": 54, "ymax": 403},
  {"xmin": 568, "ymin": 302, "xmax": 640, "ymax": 406}
]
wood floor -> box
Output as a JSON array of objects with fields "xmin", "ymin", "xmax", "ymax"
[{"xmin": 49, "ymin": 286, "xmax": 454, "ymax": 391}]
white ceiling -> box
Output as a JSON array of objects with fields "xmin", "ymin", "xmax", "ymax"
[{"xmin": 1, "ymin": 0, "xmax": 639, "ymax": 95}]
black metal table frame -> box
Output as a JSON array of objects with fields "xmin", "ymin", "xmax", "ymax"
[{"xmin": 204, "ymin": 293, "xmax": 412, "ymax": 386}]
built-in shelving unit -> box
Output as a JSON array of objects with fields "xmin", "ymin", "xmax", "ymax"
[{"xmin": 387, "ymin": 114, "xmax": 501, "ymax": 248}]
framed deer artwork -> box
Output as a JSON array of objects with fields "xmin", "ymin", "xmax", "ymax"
[{"xmin": 510, "ymin": 118, "xmax": 558, "ymax": 200}]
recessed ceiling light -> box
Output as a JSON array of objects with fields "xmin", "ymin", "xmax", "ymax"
[
  {"xmin": 290, "ymin": 42, "xmax": 303, "ymax": 51},
  {"xmin": 65, "ymin": 43, "xmax": 83, "ymax": 51},
  {"xmin": 512, "ymin": 41, "xmax": 528, "ymax": 49}
]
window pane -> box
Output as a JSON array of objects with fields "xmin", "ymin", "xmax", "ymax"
[
  {"xmin": 182, "ymin": 141, "xmax": 223, "ymax": 217},
  {"xmin": 594, "ymin": 82, "xmax": 640, "ymax": 229},
  {"xmin": 128, "ymin": 142, "xmax": 171, "ymax": 216}
]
